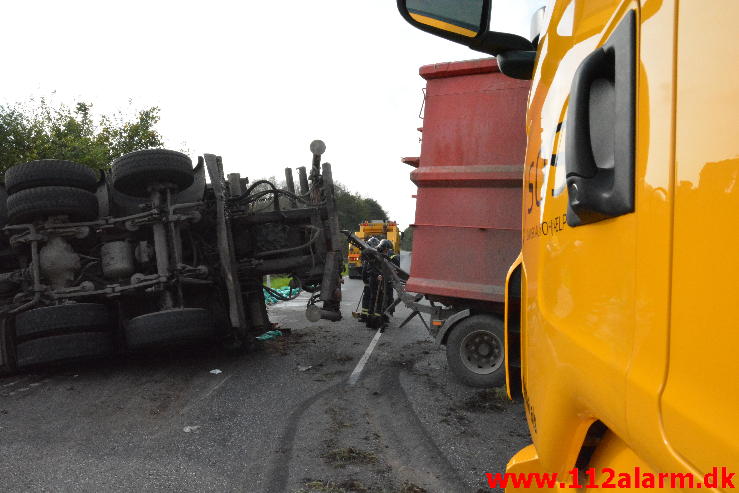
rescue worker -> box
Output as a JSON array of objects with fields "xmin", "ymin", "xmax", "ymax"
[
  {"xmin": 375, "ymin": 239, "xmax": 400, "ymax": 328},
  {"xmin": 359, "ymin": 236, "xmax": 381, "ymax": 322}
]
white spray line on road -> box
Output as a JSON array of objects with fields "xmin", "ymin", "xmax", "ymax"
[{"xmin": 348, "ymin": 328, "xmax": 383, "ymax": 386}]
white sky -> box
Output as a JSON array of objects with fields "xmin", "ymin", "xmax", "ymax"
[{"xmin": 0, "ymin": 0, "xmax": 541, "ymax": 230}]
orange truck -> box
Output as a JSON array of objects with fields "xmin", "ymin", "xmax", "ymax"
[
  {"xmin": 397, "ymin": 0, "xmax": 738, "ymax": 489},
  {"xmin": 346, "ymin": 220, "xmax": 400, "ymax": 279}
]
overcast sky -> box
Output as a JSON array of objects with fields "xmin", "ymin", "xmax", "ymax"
[{"xmin": 0, "ymin": 0, "xmax": 541, "ymax": 229}]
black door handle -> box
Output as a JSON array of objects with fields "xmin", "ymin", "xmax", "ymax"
[{"xmin": 565, "ymin": 10, "xmax": 636, "ymax": 227}]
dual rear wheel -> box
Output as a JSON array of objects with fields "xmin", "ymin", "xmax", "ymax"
[
  {"xmin": 13, "ymin": 303, "xmax": 112, "ymax": 369},
  {"xmin": 446, "ymin": 314, "xmax": 506, "ymax": 388},
  {"xmin": 3, "ymin": 149, "xmax": 195, "ymax": 224},
  {"xmin": 4, "ymin": 160, "xmax": 100, "ymax": 224},
  {"xmin": 5, "ymin": 304, "xmax": 216, "ymax": 370}
]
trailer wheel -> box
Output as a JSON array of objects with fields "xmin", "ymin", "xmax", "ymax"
[
  {"xmin": 7, "ymin": 186, "xmax": 99, "ymax": 224},
  {"xmin": 15, "ymin": 303, "xmax": 110, "ymax": 340},
  {"xmin": 16, "ymin": 333, "xmax": 113, "ymax": 368},
  {"xmin": 112, "ymin": 149, "xmax": 194, "ymax": 197},
  {"xmin": 125, "ymin": 308, "xmax": 215, "ymax": 349},
  {"xmin": 4, "ymin": 160, "xmax": 99, "ymax": 195},
  {"xmin": 13, "ymin": 303, "xmax": 113, "ymax": 369},
  {"xmin": 446, "ymin": 314, "xmax": 505, "ymax": 388}
]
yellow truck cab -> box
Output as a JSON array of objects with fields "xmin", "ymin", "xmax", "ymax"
[
  {"xmin": 347, "ymin": 220, "xmax": 400, "ymax": 279},
  {"xmin": 398, "ymin": 0, "xmax": 738, "ymax": 489}
]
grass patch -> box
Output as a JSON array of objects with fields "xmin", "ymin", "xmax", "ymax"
[
  {"xmin": 461, "ymin": 386, "xmax": 508, "ymax": 413},
  {"xmin": 397, "ymin": 483, "xmax": 427, "ymax": 493},
  {"xmin": 297, "ymin": 479, "xmax": 426, "ymax": 493},
  {"xmin": 323, "ymin": 447, "xmax": 378, "ymax": 468},
  {"xmin": 264, "ymin": 274, "xmax": 291, "ymax": 289},
  {"xmin": 298, "ymin": 479, "xmax": 368, "ymax": 493}
]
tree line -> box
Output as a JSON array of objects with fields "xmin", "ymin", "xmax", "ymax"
[
  {"xmin": 0, "ymin": 99, "xmax": 163, "ymax": 173},
  {"xmin": 0, "ymin": 98, "xmax": 391, "ymax": 234}
]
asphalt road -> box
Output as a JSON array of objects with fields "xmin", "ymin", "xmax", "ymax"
[
  {"xmin": 0, "ymin": 277, "xmax": 529, "ymax": 493},
  {"xmin": 399, "ymin": 251, "xmax": 411, "ymax": 273}
]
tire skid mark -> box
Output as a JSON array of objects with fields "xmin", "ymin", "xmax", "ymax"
[
  {"xmin": 178, "ymin": 375, "xmax": 233, "ymax": 416},
  {"xmin": 262, "ymin": 382, "xmax": 342, "ymax": 493},
  {"xmin": 368, "ymin": 366, "xmax": 466, "ymax": 492}
]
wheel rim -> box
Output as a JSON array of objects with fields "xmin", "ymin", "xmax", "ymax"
[{"xmin": 459, "ymin": 329, "xmax": 503, "ymax": 375}]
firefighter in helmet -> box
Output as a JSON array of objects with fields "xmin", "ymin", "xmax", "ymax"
[
  {"xmin": 359, "ymin": 236, "xmax": 381, "ymax": 322},
  {"xmin": 375, "ymin": 239, "xmax": 399, "ymax": 327}
]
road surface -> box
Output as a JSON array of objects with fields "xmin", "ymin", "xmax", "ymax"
[
  {"xmin": 399, "ymin": 250, "xmax": 411, "ymax": 273},
  {"xmin": 0, "ymin": 278, "xmax": 529, "ymax": 492}
]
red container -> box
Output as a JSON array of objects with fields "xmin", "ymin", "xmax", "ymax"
[{"xmin": 406, "ymin": 58, "xmax": 529, "ymax": 304}]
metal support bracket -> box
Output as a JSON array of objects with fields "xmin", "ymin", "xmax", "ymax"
[{"xmin": 204, "ymin": 153, "xmax": 248, "ymax": 338}]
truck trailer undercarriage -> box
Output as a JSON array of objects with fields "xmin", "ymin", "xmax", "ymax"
[{"xmin": 0, "ymin": 141, "xmax": 342, "ymax": 373}]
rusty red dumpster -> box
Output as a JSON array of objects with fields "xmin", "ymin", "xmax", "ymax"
[{"xmin": 406, "ymin": 58, "xmax": 529, "ymax": 305}]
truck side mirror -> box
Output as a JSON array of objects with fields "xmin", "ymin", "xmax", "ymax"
[
  {"xmin": 397, "ymin": 0, "xmax": 533, "ymax": 56},
  {"xmin": 402, "ymin": 0, "xmax": 485, "ymax": 39}
]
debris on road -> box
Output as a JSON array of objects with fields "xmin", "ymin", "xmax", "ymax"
[
  {"xmin": 255, "ymin": 330, "xmax": 283, "ymax": 341},
  {"xmin": 182, "ymin": 425, "xmax": 201, "ymax": 433},
  {"xmin": 209, "ymin": 369, "xmax": 222, "ymax": 375},
  {"xmin": 297, "ymin": 364, "xmax": 313, "ymax": 372},
  {"xmin": 263, "ymin": 286, "xmax": 301, "ymax": 305}
]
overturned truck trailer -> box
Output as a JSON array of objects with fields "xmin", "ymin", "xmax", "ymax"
[{"xmin": 0, "ymin": 140, "xmax": 342, "ymax": 374}]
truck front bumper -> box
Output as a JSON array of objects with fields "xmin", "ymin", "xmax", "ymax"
[{"xmin": 502, "ymin": 444, "xmax": 567, "ymax": 492}]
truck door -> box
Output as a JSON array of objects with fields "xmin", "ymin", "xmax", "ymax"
[
  {"xmin": 660, "ymin": 0, "xmax": 739, "ymax": 477},
  {"xmin": 521, "ymin": 0, "xmax": 642, "ymax": 471}
]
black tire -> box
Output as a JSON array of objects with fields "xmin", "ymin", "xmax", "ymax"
[
  {"xmin": 4, "ymin": 160, "xmax": 99, "ymax": 195},
  {"xmin": 15, "ymin": 303, "xmax": 109, "ymax": 341},
  {"xmin": 125, "ymin": 308, "xmax": 215, "ymax": 349},
  {"xmin": 0, "ymin": 318, "xmax": 16, "ymax": 376},
  {"xmin": 112, "ymin": 149, "xmax": 193, "ymax": 197},
  {"xmin": 15, "ymin": 332, "xmax": 113, "ymax": 368},
  {"xmin": 7, "ymin": 186, "xmax": 99, "ymax": 224},
  {"xmin": 0, "ymin": 185, "xmax": 8, "ymax": 229},
  {"xmin": 445, "ymin": 314, "xmax": 506, "ymax": 388}
]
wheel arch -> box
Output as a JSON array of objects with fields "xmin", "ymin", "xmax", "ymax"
[
  {"xmin": 504, "ymin": 253, "xmax": 523, "ymax": 399},
  {"xmin": 435, "ymin": 308, "xmax": 471, "ymax": 345}
]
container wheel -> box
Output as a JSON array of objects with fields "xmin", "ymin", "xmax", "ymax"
[
  {"xmin": 125, "ymin": 308, "xmax": 215, "ymax": 350},
  {"xmin": 4, "ymin": 159, "xmax": 99, "ymax": 195},
  {"xmin": 14, "ymin": 303, "xmax": 113, "ymax": 369},
  {"xmin": 7, "ymin": 186, "xmax": 99, "ymax": 224},
  {"xmin": 445, "ymin": 314, "xmax": 505, "ymax": 388},
  {"xmin": 112, "ymin": 149, "xmax": 193, "ymax": 197}
]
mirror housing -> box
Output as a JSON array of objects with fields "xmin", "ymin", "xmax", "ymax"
[
  {"xmin": 497, "ymin": 50, "xmax": 537, "ymax": 80},
  {"xmin": 397, "ymin": 0, "xmax": 533, "ymax": 56}
]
